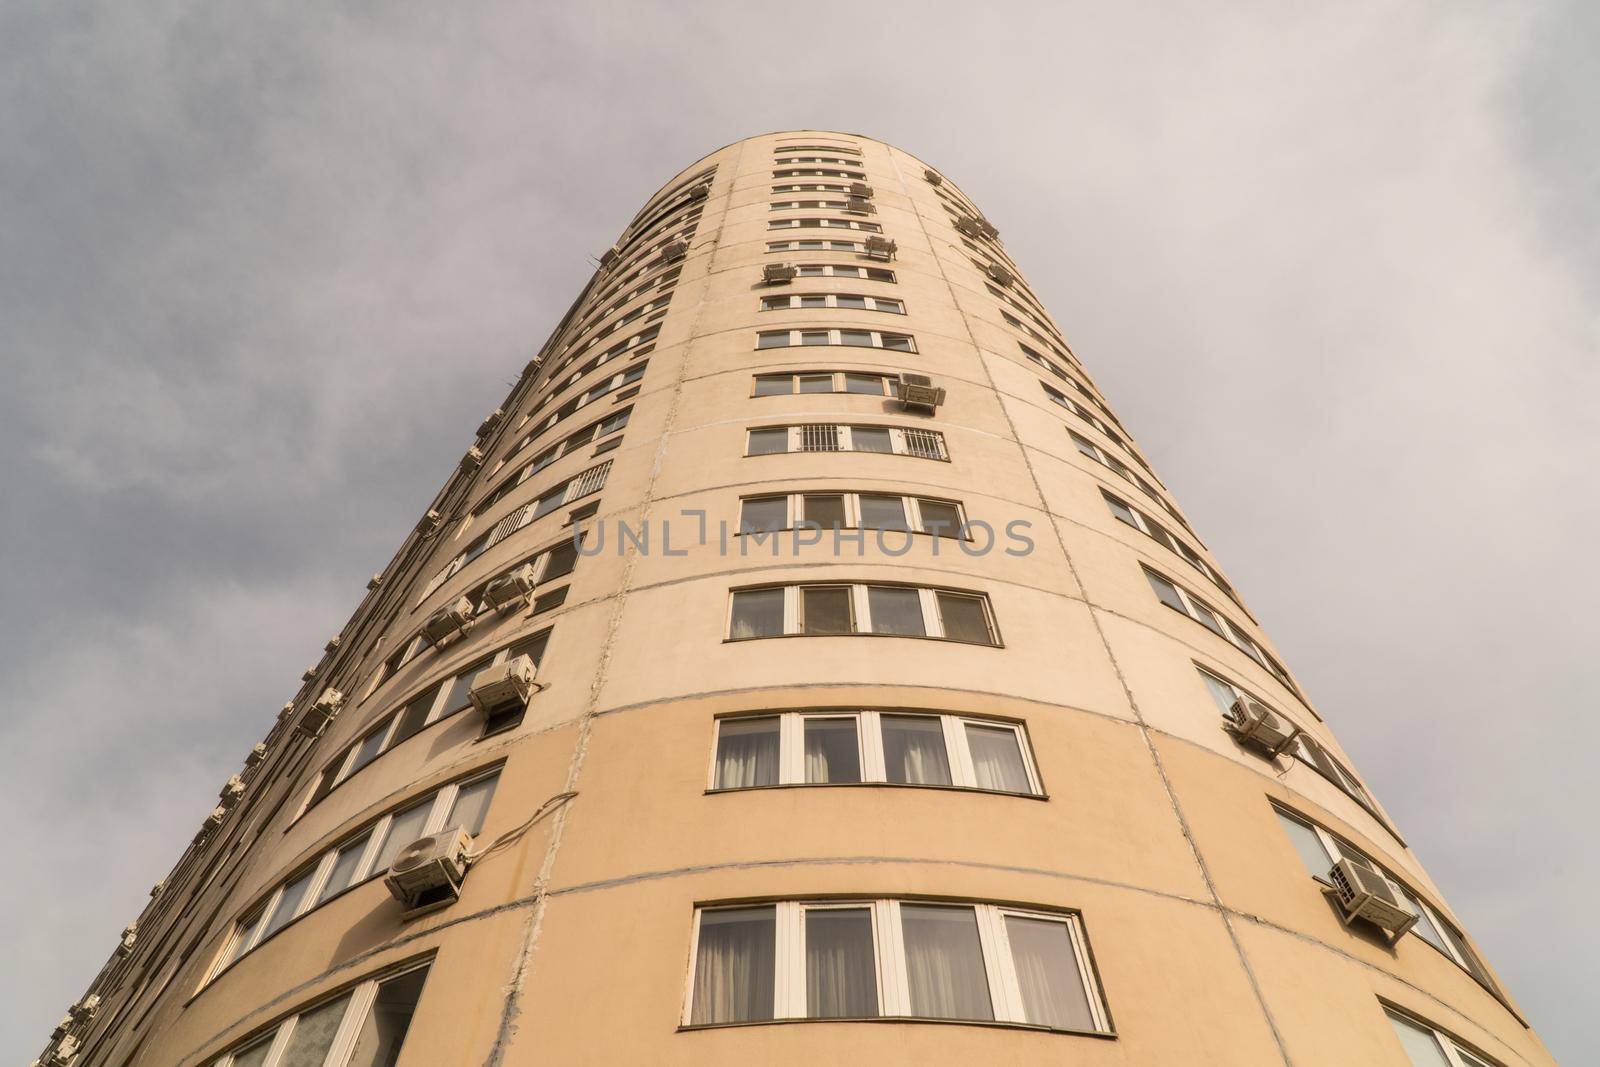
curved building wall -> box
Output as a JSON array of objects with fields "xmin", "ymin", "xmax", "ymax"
[{"xmin": 44, "ymin": 132, "xmax": 1555, "ymax": 1067}]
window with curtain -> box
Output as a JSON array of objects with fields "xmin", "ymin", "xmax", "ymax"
[
  {"xmin": 964, "ymin": 724, "xmax": 1031, "ymax": 793},
  {"xmin": 1004, "ymin": 915, "xmax": 1095, "ymax": 1031},
  {"xmin": 801, "ymin": 586, "xmax": 853, "ymax": 634},
  {"xmin": 714, "ymin": 717, "xmax": 779, "ymax": 788},
  {"xmin": 227, "ymin": 1037, "xmax": 274, "ymax": 1067},
  {"xmin": 936, "ymin": 592, "xmax": 992, "ymax": 644},
  {"xmin": 806, "ymin": 908, "xmax": 878, "ymax": 1017},
  {"xmin": 901, "ymin": 905, "xmax": 993, "ymax": 1020},
  {"xmin": 805, "ymin": 718, "xmax": 861, "ymax": 783},
  {"xmin": 730, "ymin": 588, "xmax": 785, "ymax": 639},
  {"xmin": 691, "ymin": 907, "xmax": 776, "ymax": 1025},
  {"xmin": 882, "ymin": 715, "xmax": 952, "ymax": 786},
  {"xmin": 275, "ymin": 992, "xmax": 352, "ymax": 1067},
  {"xmin": 868, "ymin": 587, "xmax": 925, "ymax": 636}
]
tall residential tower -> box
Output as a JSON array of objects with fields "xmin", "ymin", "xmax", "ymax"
[{"xmin": 40, "ymin": 132, "xmax": 1555, "ymax": 1067}]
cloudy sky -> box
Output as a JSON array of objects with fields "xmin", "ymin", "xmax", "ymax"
[{"xmin": 2, "ymin": 1, "xmax": 1594, "ymax": 1060}]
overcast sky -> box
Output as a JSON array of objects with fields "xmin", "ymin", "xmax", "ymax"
[{"xmin": 2, "ymin": 1, "xmax": 1594, "ymax": 1061}]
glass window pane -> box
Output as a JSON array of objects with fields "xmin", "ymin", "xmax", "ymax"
[
  {"xmin": 371, "ymin": 801, "xmax": 434, "ymax": 876},
  {"xmin": 937, "ymin": 593, "xmax": 992, "ymax": 644},
  {"xmin": 900, "ymin": 904, "xmax": 992, "ymax": 1020},
  {"xmin": 541, "ymin": 542, "xmax": 578, "ymax": 583},
  {"xmin": 800, "ymin": 331, "xmax": 830, "ymax": 346},
  {"xmin": 805, "ymin": 718, "xmax": 862, "ymax": 783},
  {"xmin": 261, "ymin": 867, "xmax": 317, "ymax": 941},
  {"xmin": 1199, "ymin": 670, "xmax": 1240, "ymax": 718},
  {"xmin": 1145, "ymin": 571, "xmax": 1187, "ymax": 614},
  {"xmin": 224, "ymin": 907, "xmax": 267, "ymax": 969},
  {"xmin": 447, "ymin": 773, "xmax": 499, "ymax": 836},
  {"xmin": 1004, "ymin": 915, "xmax": 1094, "ymax": 1030},
  {"xmin": 965, "ymin": 724, "xmax": 1031, "ymax": 793},
  {"xmin": 757, "ymin": 331, "xmax": 790, "ymax": 349},
  {"xmin": 730, "ymin": 589, "xmax": 785, "ymax": 639},
  {"xmin": 1386, "ymin": 1011, "xmax": 1454, "ymax": 1067},
  {"xmin": 801, "ymin": 494, "xmax": 846, "ymax": 530},
  {"xmin": 276, "ymin": 992, "xmax": 352, "ymax": 1067},
  {"xmin": 917, "ymin": 499, "xmax": 961, "ymax": 538},
  {"xmin": 882, "ymin": 715, "xmax": 952, "ymax": 785},
  {"xmin": 345, "ymin": 967, "xmax": 430, "ymax": 1067},
  {"xmin": 740, "ymin": 497, "xmax": 788, "ymax": 533},
  {"xmin": 836, "ymin": 294, "xmax": 867, "ymax": 309},
  {"xmin": 839, "ymin": 329, "xmax": 873, "ymax": 346},
  {"xmin": 441, "ymin": 657, "xmax": 497, "ymax": 717},
  {"xmin": 1187, "ymin": 598, "xmax": 1226, "ymax": 636},
  {"xmin": 799, "ymin": 295, "xmax": 827, "ymax": 308},
  {"xmin": 876, "ymin": 299, "xmax": 904, "ymax": 314},
  {"xmin": 1104, "ymin": 495, "xmax": 1139, "ymax": 528},
  {"xmin": 806, "ymin": 908, "xmax": 878, "ymax": 1018},
  {"xmin": 881, "ymin": 335, "xmax": 914, "ymax": 352},
  {"xmin": 753, "ymin": 374, "xmax": 791, "ymax": 396},
  {"xmin": 691, "ymin": 907, "xmax": 776, "ymax": 1025},
  {"xmin": 509, "ymin": 630, "xmax": 551, "ymax": 666},
  {"xmin": 798, "ymin": 374, "xmax": 834, "ymax": 393},
  {"xmin": 315, "ymin": 833, "xmax": 372, "ymax": 906},
  {"xmin": 1275, "ymin": 811, "xmax": 1333, "ymax": 875},
  {"xmin": 1400, "ymin": 889, "xmax": 1449, "ymax": 954},
  {"xmin": 801, "ymin": 586, "xmax": 853, "ymax": 634},
  {"xmin": 858, "ymin": 495, "xmax": 908, "ymax": 530},
  {"xmin": 715, "ymin": 718, "xmax": 780, "ymax": 789},
  {"xmin": 869, "ymin": 587, "xmax": 925, "ymax": 636},
  {"xmin": 345, "ymin": 722, "xmax": 390, "ymax": 778},
  {"xmin": 1440, "ymin": 923, "xmax": 1492, "ymax": 984},
  {"xmin": 747, "ymin": 428, "xmax": 790, "ymax": 456},
  {"xmin": 849, "ymin": 426, "xmax": 892, "ymax": 453},
  {"xmin": 843, "ymin": 373, "xmax": 886, "ymax": 395},
  {"xmin": 228, "ymin": 1036, "xmax": 275, "ymax": 1067},
  {"xmin": 388, "ymin": 681, "xmax": 442, "ymax": 748}
]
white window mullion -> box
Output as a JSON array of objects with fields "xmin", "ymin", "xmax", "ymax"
[
  {"xmin": 353, "ymin": 814, "xmax": 393, "ymax": 882},
  {"xmin": 244, "ymin": 886, "xmax": 286, "ymax": 954},
  {"xmin": 423, "ymin": 785, "xmax": 459, "ymax": 836},
  {"xmin": 944, "ymin": 715, "xmax": 977, "ymax": 789},
  {"xmin": 851, "ymin": 585, "xmax": 872, "ymax": 634},
  {"xmin": 843, "ymin": 493, "xmax": 861, "ymax": 529},
  {"xmin": 859, "ymin": 711, "xmax": 886, "ymax": 781},
  {"xmin": 1420, "ymin": 900, "xmax": 1468, "ymax": 967},
  {"xmin": 982, "ymin": 905, "xmax": 1026, "ymax": 1024},
  {"xmin": 420, "ymin": 674, "xmax": 455, "ymax": 727},
  {"xmin": 837, "ymin": 425, "xmax": 854, "ymax": 452},
  {"xmin": 1310, "ymin": 826, "xmax": 1342, "ymax": 870},
  {"xmin": 1067, "ymin": 917, "xmax": 1110, "ymax": 1032},
  {"xmin": 786, "ymin": 426, "xmax": 801, "ymax": 453},
  {"xmin": 775, "ymin": 901, "xmax": 802, "ymax": 1019},
  {"xmin": 917, "ymin": 587, "xmax": 943, "ymax": 638},
  {"xmin": 296, "ymin": 851, "xmax": 341, "ymax": 922},
  {"xmin": 322, "ymin": 979, "xmax": 379, "ymax": 1067},
  {"xmin": 878, "ymin": 900, "xmax": 910, "ymax": 1017},
  {"xmin": 255, "ymin": 1020, "xmax": 297, "ymax": 1067},
  {"xmin": 680, "ymin": 909, "xmax": 705, "ymax": 1026},
  {"xmin": 906, "ymin": 497, "xmax": 926, "ymax": 533},
  {"xmin": 782, "ymin": 586, "xmax": 801, "ymax": 636},
  {"xmin": 779, "ymin": 712, "xmax": 804, "ymax": 785},
  {"xmin": 887, "ymin": 428, "xmax": 906, "ymax": 456}
]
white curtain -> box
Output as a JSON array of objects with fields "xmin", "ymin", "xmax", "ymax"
[
  {"xmin": 965, "ymin": 725, "xmax": 1029, "ymax": 793},
  {"xmin": 806, "ymin": 909, "xmax": 878, "ymax": 1017},
  {"xmin": 901, "ymin": 905, "xmax": 992, "ymax": 1020},
  {"xmin": 804, "ymin": 719, "xmax": 861, "ymax": 783},
  {"xmin": 692, "ymin": 907, "xmax": 775, "ymax": 1024},
  {"xmin": 276, "ymin": 993, "xmax": 352, "ymax": 1067},
  {"xmin": 882, "ymin": 717, "xmax": 951, "ymax": 785},
  {"xmin": 715, "ymin": 720, "xmax": 779, "ymax": 788},
  {"xmin": 1004, "ymin": 916, "xmax": 1093, "ymax": 1030}
]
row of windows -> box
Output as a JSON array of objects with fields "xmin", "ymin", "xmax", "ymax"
[
  {"xmin": 560, "ymin": 292, "xmax": 671, "ymax": 363},
  {"xmin": 504, "ymin": 358, "xmax": 649, "ymax": 465},
  {"xmin": 771, "ymin": 182, "xmax": 852, "ymax": 194},
  {"xmin": 773, "ymin": 143, "xmax": 861, "ymax": 156},
  {"xmin": 1020, "ymin": 341, "xmax": 1124, "ymax": 436},
  {"xmin": 774, "ymin": 155, "xmax": 861, "ymax": 166},
  {"xmin": 985, "ymin": 281, "xmax": 1066, "ymax": 353},
  {"xmin": 767, "ymin": 238, "xmax": 870, "ymax": 254},
  {"xmin": 1275, "ymin": 807, "xmax": 1494, "ymax": 990},
  {"xmin": 686, "ymin": 899, "xmax": 1108, "ymax": 1034},
  {"xmin": 769, "ymin": 199, "xmax": 856, "ymax": 211},
  {"xmin": 532, "ymin": 320, "xmax": 658, "ymax": 416},
  {"xmin": 773, "ymin": 167, "xmax": 866, "ymax": 180},
  {"xmin": 767, "ymin": 216, "xmax": 882, "ymax": 233},
  {"xmin": 760, "ymin": 293, "xmax": 904, "ymax": 314},
  {"xmin": 746, "ymin": 424, "xmax": 948, "ymax": 461},
  {"xmin": 205, "ymin": 963, "xmax": 430, "ymax": 1067},
  {"xmin": 711, "ymin": 711, "xmax": 1041, "ymax": 795},
  {"xmin": 785, "ymin": 262, "xmax": 895, "ymax": 281},
  {"xmin": 1144, "ymin": 568, "xmax": 1295, "ymax": 693},
  {"xmin": 756, "ymin": 328, "xmax": 915, "ymax": 352},
  {"xmin": 1041, "ymin": 381, "xmax": 1145, "ymax": 474},
  {"xmin": 475, "ymin": 407, "xmax": 629, "ymax": 515},
  {"xmin": 1068, "ymin": 429, "xmax": 1196, "ymax": 538},
  {"xmin": 738, "ymin": 491, "xmax": 964, "ymax": 538},
  {"xmin": 729, "ymin": 584, "xmax": 998, "ymax": 645},
  {"xmin": 1000, "ymin": 307, "xmax": 1076, "ymax": 369},
  {"xmin": 207, "ymin": 767, "xmax": 502, "ymax": 984},
  {"xmin": 1101, "ymin": 489, "xmax": 1242, "ymax": 612},
  {"xmin": 752, "ymin": 370, "xmax": 901, "ymax": 397},
  {"xmin": 570, "ymin": 266, "xmax": 679, "ymax": 342},
  {"xmin": 1388, "ymin": 1008, "xmax": 1496, "ymax": 1067}
]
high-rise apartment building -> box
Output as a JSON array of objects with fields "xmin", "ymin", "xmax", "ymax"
[{"xmin": 38, "ymin": 132, "xmax": 1555, "ymax": 1067}]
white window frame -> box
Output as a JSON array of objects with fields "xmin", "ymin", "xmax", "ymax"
[
  {"xmin": 725, "ymin": 585, "xmax": 997, "ymax": 645},
  {"xmin": 736, "ymin": 491, "xmax": 966, "ymax": 537},
  {"xmin": 769, "ymin": 199, "xmax": 850, "ymax": 211},
  {"xmin": 760, "ymin": 293, "xmax": 905, "ymax": 314},
  {"xmin": 750, "ymin": 371, "xmax": 897, "ymax": 397},
  {"xmin": 744, "ymin": 424, "xmax": 947, "ymax": 461},
  {"xmin": 766, "ymin": 239, "xmax": 867, "ymax": 254},
  {"xmin": 712, "ymin": 711, "xmax": 1042, "ymax": 795},
  {"xmin": 767, "ymin": 217, "xmax": 883, "ymax": 233},
  {"xmin": 755, "ymin": 329, "xmax": 917, "ymax": 352},
  {"xmin": 683, "ymin": 899, "xmax": 1109, "ymax": 1032}
]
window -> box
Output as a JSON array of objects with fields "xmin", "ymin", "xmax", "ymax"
[
  {"xmin": 1101, "ymin": 490, "xmax": 1241, "ymax": 609},
  {"xmin": 1386, "ymin": 1008, "xmax": 1500, "ymax": 1067},
  {"xmin": 711, "ymin": 712, "xmax": 1040, "ymax": 795},
  {"xmin": 685, "ymin": 900, "xmax": 1108, "ymax": 1032},
  {"xmin": 1144, "ymin": 567, "xmax": 1296, "ymax": 692},
  {"xmin": 767, "ymin": 239, "xmax": 866, "ymax": 253},
  {"xmin": 786, "ymin": 263, "xmax": 895, "ymax": 282},
  {"xmin": 739, "ymin": 497, "xmax": 788, "ymax": 533},
  {"xmin": 205, "ymin": 964, "xmax": 430, "ymax": 1067},
  {"xmin": 727, "ymin": 584, "xmax": 998, "ymax": 645},
  {"xmin": 767, "ymin": 216, "xmax": 883, "ymax": 233},
  {"xmin": 761, "ymin": 293, "xmax": 904, "ymax": 314},
  {"xmin": 209, "ymin": 770, "xmax": 502, "ymax": 985},
  {"xmin": 1272, "ymin": 806, "xmax": 1494, "ymax": 988},
  {"xmin": 752, "ymin": 371, "xmax": 897, "ymax": 397},
  {"xmin": 745, "ymin": 424, "xmax": 947, "ymax": 461},
  {"xmin": 1066, "ymin": 428, "xmax": 1196, "ymax": 537},
  {"xmin": 755, "ymin": 329, "xmax": 916, "ymax": 352}
]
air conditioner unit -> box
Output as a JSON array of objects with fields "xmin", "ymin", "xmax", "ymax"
[
  {"xmin": 278, "ymin": 701, "xmax": 296, "ymax": 723},
  {"xmin": 367, "ymin": 574, "xmax": 384, "ymax": 591},
  {"xmin": 897, "ymin": 373, "xmax": 947, "ymax": 414},
  {"xmin": 659, "ymin": 238, "xmax": 688, "ymax": 261},
  {"xmin": 245, "ymin": 742, "xmax": 267, "ymax": 767},
  {"xmin": 205, "ymin": 805, "xmax": 228, "ymax": 829},
  {"xmin": 218, "ymin": 775, "xmax": 246, "ymax": 806},
  {"xmin": 599, "ymin": 244, "xmax": 621, "ymax": 268},
  {"xmin": 418, "ymin": 509, "xmax": 444, "ymax": 533},
  {"xmin": 149, "ymin": 878, "xmax": 166, "ymax": 898},
  {"xmin": 762, "ymin": 262, "xmax": 797, "ymax": 285},
  {"xmin": 52, "ymin": 1013, "xmax": 73, "ymax": 1040},
  {"xmin": 846, "ymin": 196, "xmax": 875, "ymax": 215},
  {"xmin": 1327, "ymin": 859, "xmax": 1418, "ymax": 940},
  {"xmin": 48, "ymin": 1035, "xmax": 80, "ymax": 1066},
  {"xmin": 384, "ymin": 825, "xmax": 472, "ymax": 918},
  {"xmin": 1225, "ymin": 696, "xmax": 1300, "ymax": 758},
  {"xmin": 863, "ymin": 235, "xmax": 897, "ymax": 261},
  {"xmin": 849, "ymin": 182, "xmax": 873, "ymax": 198},
  {"xmin": 477, "ymin": 408, "xmax": 503, "ymax": 438},
  {"xmin": 482, "ymin": 564, "xmax": 537, "ymax": 610},
  {"xmin": 295, "ymin": 689, "xmax": 345, "ymax": 739},
  {"xmin": 688, "ymin": 183, "xmax": 710, "ymax": 201},
  {"xmin": 524, "ymin": 354, "xmax": 545, "ymax": 377},
  {"xmin": 116, "ymin": 923, "xmax": 138, "ymax": 956},
  {"xmin": 985, "ymin": 262, "xmax": 1014, "ymax": 288},
  {"xmin": 978, "ymin": 218, "xmax": 999, "ymax": 239},
  {"xmin": 421, "ymin": 597, "xmax": 475, "ymax": 647},
  {"xmin": 923, "ymin": 168, "xmax": 942, "ymax": 186},
  {"xmin": 461, "ymin": 446, "xmax": 484, "ymax": 472},
  {"xmin": 469, "ymin": 655, "xmax": 539, "ymax": 716},
  {"xmin": 954, "ymin": 216, "xmax": 982, "ymax": 238},
  {"xmin": 70, "ymin": 995, "xmax": 99, "ymax": 1021},
  {"xmin": 301, "ymin": 664, "xmax": 318, "ymax": 682},
  {"xmin": 324, "ymin": 635, "xmax": 341, "ymax": 654}
]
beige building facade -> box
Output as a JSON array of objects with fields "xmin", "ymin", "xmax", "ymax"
[{"xmin": 39, "ymin": 132, "xmax": 1557, "ymax": 1067}]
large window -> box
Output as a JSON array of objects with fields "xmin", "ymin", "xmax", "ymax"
[
  {"xmin": 756, "ymin": 328, "xmax": 914, "ymax": 352},
  {"xmin": 728, "ymin": 585, "xmax": 998, "ymax": 645},
  {"xmin": 205, "ymin": 963, "xmax": 430, "ymax": 1067},
  {"xmin": 711, "ymin": 712, "xmax": 1041, "ymax": 795},
  {"xmin": 738, "ymin": 491, "xmax": 965, "ymax": 538},
  {"xmin": 685, "ymin": 899, "xmax": 1109, "ymax": 1034},
  {"xmin": 1386, "ymin": 1008, "xmax": 1498, "ymax": 1067},
  {"xmin": 761, "ymin": 293, "xmax": 904, "ymax": 314},
  {"xmin": 745, "ymin": 424, "xmax": 946, "ymax": 460},
  {"xmin": 1272, "ymin": 807, "xmax": 1495, "ymax": 990},
  {"xmin": 752, "ymin": 370, "xmax": 899, "ymax": 397},
  {"xmin": 207, "ymin": 769, "xmax": 501, "ymax": 986}
]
